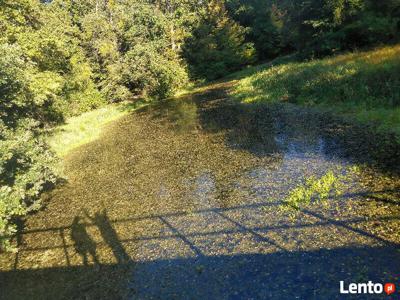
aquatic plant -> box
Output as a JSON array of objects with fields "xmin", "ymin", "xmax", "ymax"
[{"xmin": 283, "ymin": 170, "xmax": 343, "ymax": 210}]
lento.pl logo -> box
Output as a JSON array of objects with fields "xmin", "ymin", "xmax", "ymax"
[
  {"xmin": 340, "ymin": 281, "xmax": 397, "ymax": 295},
  {"xmin": 384, "ymin": 283, "xmax": 396, "ymax": 296}
]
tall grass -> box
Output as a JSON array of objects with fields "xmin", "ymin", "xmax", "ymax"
[{"xmin": 230, "ymin": 45, "xmax": 400, "ymax": 135}]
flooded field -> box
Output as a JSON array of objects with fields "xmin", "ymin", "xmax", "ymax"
[{"xmin": 1, "ymin": 82, "xmax": 399, "ymax": 299}]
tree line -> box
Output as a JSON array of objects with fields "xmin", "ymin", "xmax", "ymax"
[{"xmin": 1, "ymin": 0, "xmax": 399, "ymax": 250}]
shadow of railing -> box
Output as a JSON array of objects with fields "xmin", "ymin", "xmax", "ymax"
[
  {"xmin": 2, "ymin": 195, "xmax": 400, "ymax": 299},
  {"xmin": 11, "ymin": 198, "xmax": 400, "ymax": 269}
]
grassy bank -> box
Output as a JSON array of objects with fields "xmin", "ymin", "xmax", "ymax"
[
  {"xmin": 47, "ymin": 45, "xmax": 400, "ymax": 159},
  {"xmin": 46, "ymin": 102, "xmax": 144, "ymax": 157},
  {"xmin": 230, "ymin": 45, "xmax": 400, "ymax": 137}
]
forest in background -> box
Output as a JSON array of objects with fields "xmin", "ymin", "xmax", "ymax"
[{"xmin": 1, "ymin": 0, "xmax": 399, "ymax": 251}]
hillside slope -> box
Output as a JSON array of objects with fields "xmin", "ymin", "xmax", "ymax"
[{"xmin": 230, "ymin": 45, "xmax": 400, "ymax": 136}]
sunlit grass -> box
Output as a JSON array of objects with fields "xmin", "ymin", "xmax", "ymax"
[
  {"xmin": 47, "ymin": 102, "xmax": 146, "ymax": 157},
  {"xmin": 230, "ymin": 45, "xmax": 400, "ymax": 137}
]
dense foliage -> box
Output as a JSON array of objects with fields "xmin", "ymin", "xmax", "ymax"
[
  {"xmin": 226, "ymin": 0, "xmax": 400, "ymax": 58},
  {"xmin": 183, "ymin": 0, "xmax": 255, "ymax": 80},
  {"xmin": 0, "ymin": 121, "xmax": 58, "ymax": 251},
  {"xmin": 225, "ymin": 0, "xmax": 285, "ymax": 60}
]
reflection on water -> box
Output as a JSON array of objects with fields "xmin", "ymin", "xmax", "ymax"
[
  {"xmin": 152, "ymin": 95, "xmax": 355, "ymax": 209},
  {"xmin": 1, "ymin": 83, "xmax": 399, "ymax": 299}
]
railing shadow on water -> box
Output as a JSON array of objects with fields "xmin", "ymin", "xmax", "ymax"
[{"xmin": 2, "ymin": 194, "xmax": 400, "ymax": 299}]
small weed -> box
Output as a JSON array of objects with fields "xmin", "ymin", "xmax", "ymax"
[{"xmin": 283, "ymin": 171, "xmax": 343, "ymax": 210}]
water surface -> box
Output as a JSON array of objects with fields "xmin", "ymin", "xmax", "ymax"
[{"xmin": 1, "ymin": 82, "xmax": 399, "ymax": 299}]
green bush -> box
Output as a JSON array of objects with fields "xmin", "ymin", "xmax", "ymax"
[
  {"xmin": 183, "ymin": 0, "xmax": 256, "ymax": 80},
  {"xmin": 122, "ymin": 44, "xmax": 188, "ymax": 99},
  {"xmin": 277, "ymin": 0, "xmax": 400, "ymax": 58},
  {"xmin": 0, "ymin": 120, "xmax": 58, "ymax": 251}
]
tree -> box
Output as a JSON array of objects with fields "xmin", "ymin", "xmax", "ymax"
[
  {"xmin": 183, "ymin": 0, "xmax": 255, "ymax": 80},
  {"xmin": 276, "ymin": 0, "xmax": 400, "ymax": 57},
  {"xmin": 225, "ymin": 0, "xmax": 284, "ymax": 59}
]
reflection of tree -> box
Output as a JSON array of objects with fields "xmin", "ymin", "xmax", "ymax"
[
  {"xmin": 150, "ymin": 86, "xmax": 287, "ymax": 208},
  {"xmin": 194, "ymin": 86, "xmax": 282, "ymax": 156},
  {"xmin": 152, "ymin": 98, "xmax": 199, "ymax": 133},
  {"xmin": 71, "ymin": 216, "xmax": 99, "ymax": 266},
  {"xmin": 191, "ymin": 91, "xmax": 285, "ymax": 206},
  {"xmin": 229, "ymin": 107, "xmax": 281, "ymax": 155}
]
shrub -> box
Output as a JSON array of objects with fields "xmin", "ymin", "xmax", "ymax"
[
  {"xmin": 183, "ymin": 0, "xmax": 256, "ymax": 80},
  {"xmin": 0, "ymin": 120, "xmax": 58, "ymax": 251},
  {"xmin": 121, "ymin": 44, "xmax": 188, "ymax": 99}
]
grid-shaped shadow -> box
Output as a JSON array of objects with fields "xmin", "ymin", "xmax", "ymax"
[{"xmin": 10, "ymin": 198, "xmax": 400, "ymax": 271}]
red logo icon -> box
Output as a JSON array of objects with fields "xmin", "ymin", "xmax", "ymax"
[{"xmin": 384, "ymin": 283, "xmax": 396, "ymax": 295}]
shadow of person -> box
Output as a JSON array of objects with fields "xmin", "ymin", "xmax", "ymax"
[
  {"xmin": 85, "ymin": 209, "xmax": 131, "ymax": 264},
  {"xmin": 71, "ymin": 216, "xmax": 99, "ymax": 266}
]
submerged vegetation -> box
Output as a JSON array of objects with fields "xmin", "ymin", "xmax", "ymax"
[{"xmin": 2, "ymin": 79, "xmax": 400, "ymax": 298}]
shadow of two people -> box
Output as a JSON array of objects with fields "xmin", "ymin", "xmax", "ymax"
[{"xmin": 71, "ymin": 209, "xmax": 130, "ymax": 266}]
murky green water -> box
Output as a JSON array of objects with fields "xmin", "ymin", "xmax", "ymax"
[{"xmin": 1, "ymin": 83, "xmax": 399, "ymax": 299}]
